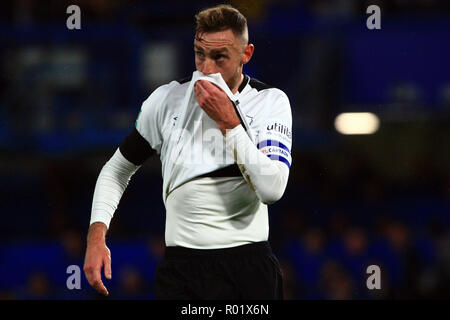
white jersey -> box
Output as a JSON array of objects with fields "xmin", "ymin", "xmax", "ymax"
[{"xmin": 133, "ymin": 71, "xmax": 293, "ymax": 249}]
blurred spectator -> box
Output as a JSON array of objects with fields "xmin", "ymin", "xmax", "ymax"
[
  {"xmin": 318, "ymin": 260, "xmax": 355, "ymax": 300},
  {"xmin": 16, "ymin": 272, "xmax": 54, "ymax": 299},
  {"xmin": 327, "ymin": 226, "xmax": 371, "ymax": 298},
  {"xmin": 382, "ymin": 221, "xmax": 424, "ymax": 298},
  {"xmin": 115, "ymin": 266, "xmax": 151, "ymax": 299},
  {"xmin": 282, "ymin": 226, "xmax": 327, "ymax": 299},
  {"xmin": 61, "ymin": 228, "xmax": 85, "ymax": 262},
  {"xmin": 278, "ymin": 259, "xmax": 300, "ymax": 300}
]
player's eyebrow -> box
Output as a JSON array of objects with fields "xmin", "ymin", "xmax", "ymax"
[
  {"xmin": 194, "ymin": 45, "xmax": 229, "ymax": 54},
  {"xmin": 210, "ymin": 48, "xmax": 229, "ymax": 55}
]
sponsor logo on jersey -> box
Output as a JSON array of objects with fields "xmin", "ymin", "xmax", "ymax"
[{"xmin": 266, "ymin": 122, "xmax": 292, "ymax": 140}]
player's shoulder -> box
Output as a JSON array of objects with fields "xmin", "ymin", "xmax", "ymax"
[
  {"xmin": 247, "ymin": 76, "xmax": 289, "ymax": 101},
  {"xmin": 245, "ymin": 76, "xmax": 291, "ymax": 121},
  {"xmin": 150, "ymin": 75, "xmax": 195, "ymax": 102},
  {"xmin": 175, "ymin": 75, "xmax": 193, "ymax": 85},
  {"xmin": 141, "ymin": 76, "xmax": 190, "ymax": 108},
  {"xmin": 247, "ymin": 77, "xmax": 274, "ymax": 92},
  {"xmin": 149, "ymin": 77, "xmax": 187, "ymax": 98}
]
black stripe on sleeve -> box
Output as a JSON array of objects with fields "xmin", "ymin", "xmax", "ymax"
[{"xmin": 119, "ymin": 128, "xmax": 155, "ymax": 166}]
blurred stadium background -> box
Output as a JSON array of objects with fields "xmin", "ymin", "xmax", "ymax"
[{"xmin": 0, "ymin": 0, "xmax": 449, "ymax": 300}]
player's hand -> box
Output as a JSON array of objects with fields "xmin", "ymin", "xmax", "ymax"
[
  {"xmin": 83, "ymin": 222, "xmax": 111, "ymax": 296},
  {"xmin": 194, "ymin": 80, "xmax": 240, "ymax": 134}
]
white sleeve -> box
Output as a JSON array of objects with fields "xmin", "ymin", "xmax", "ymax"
[
  {"xmin": 225, "ymin": 91, "xmax": 293, "ymax": 205},
  {"xmin": 90, "ymin": 148, "xmax": 140, "ymax": 229},
  {"xmin": 256, "ymin": 91, "xmax": 293, "ymax": 170},
  {"xmin": 225, "ymin": 125, "xmax": 290, "ymax": 205},
  {"xmin": 135, "ymin": 82, "xmax": 175, "ymax": 154}
]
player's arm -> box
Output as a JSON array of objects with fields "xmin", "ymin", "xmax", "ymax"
[
  {"xmin": 89, "ymin": 129, "xmax": 155, "ymax": 230},
  {"xmin": 84, "ymin": 129, "xmax": 154, "ymax": 296},
  {"xmin": 84, "ymin": 84, "xmax": 165, "ymax": 296},
  {"xmin": 195, "ymin": 81, "xmax": 292, "ymax": 204},
  {"xmin": 225, "ymin": 123, "xmax": 291, "ymax": 205},
  {"xmin": 227, "ymin": 92, "xmax": 292, "ymax": 204},
  {"xmin": 84, "ymin": 221, "xmax": 110, "ymax": 296}
]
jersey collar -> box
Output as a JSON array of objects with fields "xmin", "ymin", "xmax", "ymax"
[{"xmin": 238, "ymin": 74, "xmax": 250, "ymax": 94}]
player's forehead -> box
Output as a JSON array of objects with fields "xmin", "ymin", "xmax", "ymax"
[{"xmin": 194, "ymin": 29, "xmax": 239, "ymax": 51}]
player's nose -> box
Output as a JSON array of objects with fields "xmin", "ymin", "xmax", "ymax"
[{"xmin": 201, "ymin": 59, "xmax": 216, "ymax": 75}]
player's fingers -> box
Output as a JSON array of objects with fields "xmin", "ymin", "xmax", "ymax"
[
  {"xmin": 196, "ymin": 81, "xmax": 208, "ymax": 94},
  {"xmin": 194, "ymin": 83, "xmax": 201, "ymax": 96},
  {"xmin": 83, "ymin": 263, "xmax": 99, "ymax": 284},
  {"xmin": 195, "ymin": 84, "xmax": 208, "ymax": 107},
  {"xmin": 89, "ymin": 267, "xmax": 108, "ymax": 295},
  {"xmin": 92, "ymin": 278, "xmax": 109, "ymax": 296},
  {"xmin": 194, "ymin": 92, "xmax": 202, "ymax": 106},
  {"xmin": 85, "ymin": 270, "xmax": 97, "ymax": 286},
  {"xmin": 198, "ymin": 83, "xmax": 215, "ymax": 104},
  {"xmin": 104, "ymin": 256, "xmax": 112, "ymax": 280},
  {"xmin": 84, "ymin": 262, "xmax": 108, "ymax": 295},
  {"xmin": 199, "ymin": 80, "xmax": 221, "ymax": 93},
  {"xmin": 197, "ymin": 80, "xmax": 210, "ymax": 92},
  {"xmin": 194, "ymin": 82, "xmax": 203, "ymax": 96}
]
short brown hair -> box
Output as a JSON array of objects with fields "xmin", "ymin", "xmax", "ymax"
[{"xmin": 195, "ymin": 4, "xmax": 248, "ymax": 43}]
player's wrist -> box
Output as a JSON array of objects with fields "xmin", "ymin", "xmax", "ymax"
[
  {"xmin": 219, "ymin": 117, "xmax": 241, "ymax": 135},
  {"xmin": 220, "ymin": 123, "xmax": 239, "ymax": 135},
  {"xmin": 224, "ymin": 123, "xmax": 245, "ymax": 138},
  {"xmin": 87, "ymin": 222, "xmax": 107, "ymax": 244}
]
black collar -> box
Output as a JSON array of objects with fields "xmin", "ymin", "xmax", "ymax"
[{"xmin": 238, "ymin": 74, "xmax": 249, "ymax": 93}]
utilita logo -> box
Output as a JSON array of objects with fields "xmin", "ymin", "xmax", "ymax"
[{"xmin": 267, "ymin": 123, "xmax": 292, "ymax": 139}]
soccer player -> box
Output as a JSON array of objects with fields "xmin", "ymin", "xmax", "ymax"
[{"xmin": 84, "ymin": 4, "xmax": 293, "ymax": 299}]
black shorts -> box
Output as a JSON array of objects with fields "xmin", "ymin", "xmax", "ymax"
[{"xmin": 154, "ymin": 241, "xmax": 283, "ymax": 300}]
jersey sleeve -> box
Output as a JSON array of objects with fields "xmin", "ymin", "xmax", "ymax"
[
  {"xmin": 256, "ymin": 91, "xmax": 293, "ymax": 169},
  {"xmin": 134, "ymin": 85, "xmax": 169, "ymax": 154},
  {"xmin": 119, "ymin": 128, "xmax": 155, "ymax": 166}
]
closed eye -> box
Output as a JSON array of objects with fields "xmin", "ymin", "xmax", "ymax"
[{"xmin": 214, "ymin": 54, "xmax": 227, "ymax": 61}]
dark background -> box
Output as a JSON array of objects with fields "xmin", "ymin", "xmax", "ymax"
[{"xmin": 0, "ymin": 0, "xmax": 449, "ymax": 299}]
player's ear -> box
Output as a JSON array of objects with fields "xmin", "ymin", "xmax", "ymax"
[{"xmin": 241, "ymin": 44, "xmax": 254, "ymax": 65}]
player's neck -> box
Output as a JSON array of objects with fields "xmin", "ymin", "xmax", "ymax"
[{"xmin": 231, "ymin": 73, "xmax": 244, "ymax": 94}]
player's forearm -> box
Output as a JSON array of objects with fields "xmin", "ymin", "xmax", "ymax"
[
  {"xmin": 225, "ymin": 125, "xmax": 290, "ymax": 205},
  {"xmin": 90, "ymin": 148, "xmax": 140, "ymax": 229}
]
